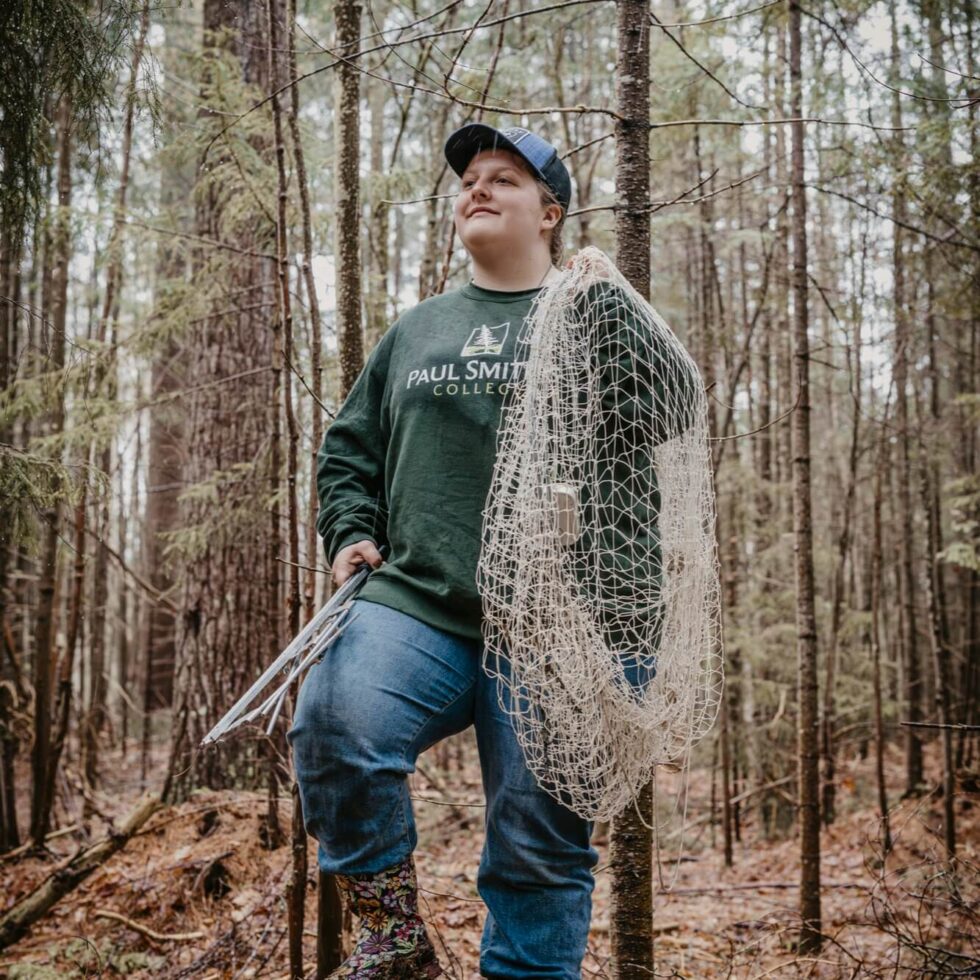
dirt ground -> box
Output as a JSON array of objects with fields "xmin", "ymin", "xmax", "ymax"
[{"xmin": 1, "ymin": 736, "xmax": 977, "ymax": 979}]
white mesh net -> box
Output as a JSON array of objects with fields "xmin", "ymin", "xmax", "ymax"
[{"xmin": 477, "ymin": 246, "xmax": 724, "ymax": 822}]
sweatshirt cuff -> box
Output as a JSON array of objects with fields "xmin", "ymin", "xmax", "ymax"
[{"xmin": 326, "ymin": 529, "xmax": 380, "ymax": 567}]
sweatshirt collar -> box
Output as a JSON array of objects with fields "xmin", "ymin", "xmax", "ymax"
[{"xmin": 461, "ymin": 281, "xmax": 545, "ymax": 304}]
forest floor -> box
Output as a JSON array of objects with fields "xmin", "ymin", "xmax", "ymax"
[{"xmin": 1, "ymin": 736, "xmax": 977, "ymax": 979}]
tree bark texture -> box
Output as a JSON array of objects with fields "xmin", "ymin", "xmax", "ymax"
[
  {"xmin": 316, "ymin": 1, "xmax": 365, "ymax": 970},
  {"xmin": 141, "ymin": 9, "xmax": 196, "ymax": 744},
  {"xmin": 917, "ymin": 440, "xmax": 956, "ymax": 857},
  {"xmin": 267, "ymin": 0, "xmax": 299, "ymax": 642},
  {"xmin": 693, "ymin": 122, "xmax": 734, "ymax": 868},
  {"xmin": 285, "ymin": 0, "xmax": 324, "ymax": 625},
  {"xmin": 889, "ymin": 3, "xmax": 924, "ymax": 794},
  {"xmin": 870, "ymin": 426, "xmax": 892, "ymax": 854},
  {"xmin": 609, "ymin": 3, "xmax": 654, "ymax": 978},
  {"xmin": 788, "ymin": 0, "xmax": 822, "ymax": 953},
  {"xmin": 80, "ymin": 0, "xmax": 149, "ymax": 800},
  {"xmin": 0, "ymin": 683, "xmax": 19, "ymax": 851},
  {"xmin": 30, "ymin": 96, "xmax": 72, "ymax": 844},
  {"xmin": 335, "ymin": 0, "xmax": 364, "ymax": 401},
  {"xmin": 266, "ymin": 0, "xmax": 304, "ymax": 966},
  {"xmin": 165, "ymin": 0, "xmax": 279, "ymax": 800}
]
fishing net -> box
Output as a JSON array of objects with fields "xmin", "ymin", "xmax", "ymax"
[{"xmin": 477, "ymin": 246, "xmax": 723, "ymax": 822}]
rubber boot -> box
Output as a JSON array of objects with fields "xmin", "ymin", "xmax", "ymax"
[{"xmin": 329, "ymin": 854, "xmax": 444, "ymax": 978}]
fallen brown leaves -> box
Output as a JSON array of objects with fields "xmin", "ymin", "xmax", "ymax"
[{"xmin": 0, "ymin": 737, "xmax": 976, "ymax": 979}]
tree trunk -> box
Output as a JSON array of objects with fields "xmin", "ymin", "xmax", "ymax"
[
  {"xmin": 693, "ymin": 121, "xmax": 734, "ymax": 869},
  {"xmin": 30, "ymin": 96, "xmax": 72, "ymax": 845},
  {"xmin": 772, "ymin": 19, "xmax": 792, "ymax": 514},
  {"xmin": 165, "ymin": 0, "xmax": 280, "ymax": 801},
  {"xmin": 266, "ymin": 0, "xmax": 303, "ymax": 967},
  {"xmin": 80, "ymin": 1, "xmax": 149, "ymax": 801},
  {"xmin": 335, "ymin": 0, "xmax": 364, "ymax": 402},
  {"xmin": 315, "ymin": 2, "xmax": 364, "ymax": 972},
  {"xmin": 889, "ymin": 3, "xmax": 924, "ymax": 795},
  {"xmin": 118, "ymin": 442, "xmax": 136, "ymax": 752},
  {"xmin": 788, "ymin": 0, "xmax": 821, "ymax": 953},
  {"xmin": 917, "ymin": 414, "xmax": 956, "ymax": 858},
  {"xmin": 609, "ymin": 3, "xmax": 654, "ymax": 977},
  {"xmin": 0, "ymin": 683, "xmax": 19, "ymax": 852},
  {"xmin": 286, "ymin": 0, "xmax": 324, "ymax": 625},
  {"xmin": 870, "ymin": 421, "xmax": 892, "ymax": 854},
  {"xmin": 141, "ymin": 10, "xmax": 193, "ymax": 776},
  {"xmin": 267, "ymin": 0, "xmax": 299, "ymax": 643},
  {"xmin": 365, "ymin": 76, "xmax": 390, "ymax": 351},
  {"xmin": 957, "ymin": 0, "xmax": 979, "ymax": 770},
  {"xmin": 821, "ymin": 284, "xmax": 862, "ymax": 827},
  {"xmin": 45, "ymin": 479, "xmax": 88, "ymax": 830}
]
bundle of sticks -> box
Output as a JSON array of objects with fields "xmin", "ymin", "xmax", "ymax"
[{"xmin": 201, "ymin": 560, "xmax": 375, "ymax": 745}]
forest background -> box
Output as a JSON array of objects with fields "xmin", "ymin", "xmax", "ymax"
[{"xmin": 0, "ymin": 0, "xmax": 978, "ymax": 976}]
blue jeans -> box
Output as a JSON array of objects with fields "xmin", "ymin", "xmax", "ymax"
[{"xmin": 288, "ymin": 599, "xmax": 597, "ymax": 979}]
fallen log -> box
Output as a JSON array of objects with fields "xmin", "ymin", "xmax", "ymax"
[
  {"xmin": 0, "ymin": 823, "xmax": 80, "ymax": 865},
  {"xmin": 0, "ymin": 792, "xmax": 160, "ymax": 951}
]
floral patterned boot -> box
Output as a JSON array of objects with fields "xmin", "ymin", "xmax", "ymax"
[{"xmin": 329, "ymin": 855, "xmax": 444, "ymax": 978}]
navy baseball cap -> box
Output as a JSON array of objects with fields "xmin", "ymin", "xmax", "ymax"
[{"xmin": 444, "ymin": 124, "xmax": 572, "ymax": 211}]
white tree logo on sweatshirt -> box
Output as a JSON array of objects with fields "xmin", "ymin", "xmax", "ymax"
[{"xmin": 461, "ymin": 321, "xmax": 510, "ymax": 357}]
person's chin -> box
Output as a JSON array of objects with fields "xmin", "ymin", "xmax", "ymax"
[
  {"xmin": 464, "ymin": 216, "xmax": 502, "ymax": 236},
  {"xmin": 462, "ymin": 228, "xmax": 511, "ymax": 254}
]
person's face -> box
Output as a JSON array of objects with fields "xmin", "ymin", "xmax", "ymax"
[{"xmin": 453, "ymin": 148, "xmax": 558, "ymax": 256}]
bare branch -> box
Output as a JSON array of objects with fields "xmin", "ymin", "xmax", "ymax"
[
  {"xmin": 94, "ymin": 909, "xmax": 205, "ymax": 943},
  {"xmin": 649, "ymin": 115, "xmax": 912, "ymax": 133},
  {"xmin": 650, "ymin": 9, "xmax": 765, "ymax": 111},
  {"xmin": 121, "ymin": 219, "xmax": 279, "ymax": 261},
  {"xmin": 572, "ymin": 165, "xmax": 764, "ymax": 217},
  {"xmin": 800, "ymin": 4, "xmax": 978, "ymax": 107},
  {"xmin": 900, "ymin": 720, "xmax": 980, "ymax": 732},
  {"xmin": 806, "ymin": 182, "xmax": 980, "ymax": 253}
]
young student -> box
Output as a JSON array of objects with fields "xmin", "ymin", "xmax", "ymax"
[{"xmin": 288, "ymin": 124, "xmax": 598, "ymax": 979}]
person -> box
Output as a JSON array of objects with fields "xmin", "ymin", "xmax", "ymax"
[{"xmin": 288, "ymin": 124, "xmax": 598, "ymax": 980}]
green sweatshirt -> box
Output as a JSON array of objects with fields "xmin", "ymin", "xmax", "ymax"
[
  {"xmin": 316, "ymin": 278, "xmax": 700, "ymax": 641},
  {"xmin": 317, "ymin": 281, "xmax": 546, "ymax": 639}
]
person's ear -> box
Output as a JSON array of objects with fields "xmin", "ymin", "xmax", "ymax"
[{"xmin": 542, "ymin": 204, "xmax": 562, "ymax": 228}]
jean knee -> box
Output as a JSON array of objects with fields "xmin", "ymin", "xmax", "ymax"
[
  {"xmin": 484, "ymin": 784, "xmax": 597, "ymax": 890},
  {"xmin": 290, "ymin": 662, "xmax": 403, "ymax": 779}
]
